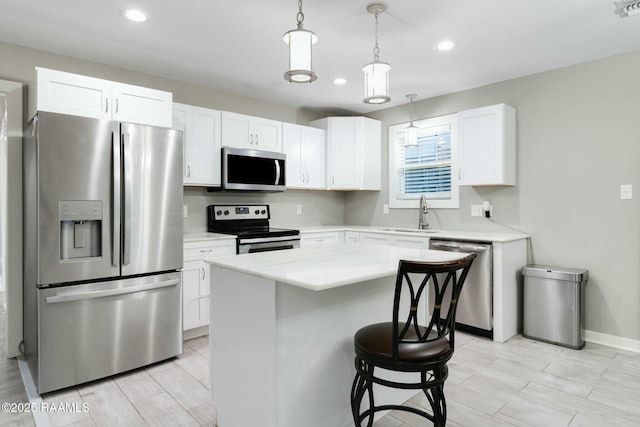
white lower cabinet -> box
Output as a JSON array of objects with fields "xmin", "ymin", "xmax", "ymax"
[
  {"xmin": 300, "ymin": 231, "xmax": 345, "ymax": 247},
  {"xmin": 183, "ymin": 240, "xmax": 235, "ymax": 335},
  {"xmin": 345, "ymin": 231, "xmax": 360, "ymax": 243},
  {"xmin": 356, "ymin": 232, "xmax": 429, "ymax": 249}
]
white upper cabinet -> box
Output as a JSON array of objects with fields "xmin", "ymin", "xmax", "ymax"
[
  {"xmin": 221, "ymin": 111, "xmax": 282, "ymax": 152},
  {"xmin": 173, "ymin": 103, "xmax": 221, "ymax": 187},
  {"xmin": 36, "ymin": 67, "xmax": 172, "ymax": 127},
  {"xmin": 282, "ymin": 123, "xmax": 325, "ymax": 189},
  {"xmin": 458, "ymin": 103, "xmax": 516, "ymax": 186},
  {"xmin": 309, "ymin": 116, "xmax": 381, "ymax": 190}
]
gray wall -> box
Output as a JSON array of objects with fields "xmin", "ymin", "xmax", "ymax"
[{"xmin": 345, "ymin": 50, "xmax": 640, "ymax": 341}]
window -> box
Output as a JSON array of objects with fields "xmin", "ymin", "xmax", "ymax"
[{"xmin": 389, "ymin": 113, "xmax": 459, "ymax": 209}]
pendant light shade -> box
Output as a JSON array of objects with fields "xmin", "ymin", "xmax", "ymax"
[
  {"xmin": 363, "ymin": 2, "xmax": 390, "ymax": 104},
  {"xmin": 405, "ymin": 94, "xmax": 419, "ymax": 146},
  {"xmin": 283, "ymin": 0, "xmax": 318, "ymax": 83}
]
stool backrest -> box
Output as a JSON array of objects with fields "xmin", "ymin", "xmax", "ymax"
[{"xmin": 392, "ymin": 254, "xmax": 476, "ymax": 361}]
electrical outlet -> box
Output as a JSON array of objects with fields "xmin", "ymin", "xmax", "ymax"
[
  {"xmin": 471, "ymin": 205, "xmax": 483, "ymax": 217},
  {"xmin": 383, "ymin": 204, "xmax": 389, "ymax": 214},
  {"xmin": 621, "ymin": 184, "xmax": 633, "ymax": 200},
  {"xmin": 296, "ymin": 204, "xmax": 302, "ymax": 215},
  {"xmin": 183, "ymin": 205, "xmax": 188, "ymax": 218}
]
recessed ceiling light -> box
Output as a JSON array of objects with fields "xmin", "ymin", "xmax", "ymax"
[
  {"xmin": 120, "ymin": 9, "xmax": 147, "ymax": 23},
  {"xmin": 435, "ymin": 40, "xmax": 456, "ymax": 52},
  {"xmin": 333, "ymin": 78, "xmax": 347, "ymax": 85}
]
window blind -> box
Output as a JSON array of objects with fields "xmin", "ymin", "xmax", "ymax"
[{"xmin": 396, "ymin": 124, "xmax": 452, "ymax": 200}]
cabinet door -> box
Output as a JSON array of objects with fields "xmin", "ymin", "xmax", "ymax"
[
  {"xmin": 300, "ymin": 231, "xmax": 343, "ymax": 247},
  {"xmin": 302, "ymin": 127, "xmax": 325, "ymax": 189},
  {"xmin": 283, "ymin": 124, "xmax": 304, "ymax": 188},
  {"xmin": 172, "ymin": 104, "xmax": 191, "ymax": 183},
  {"xmin": 190, "ymin": 107, "xmax": 221, "ymax": 186},
  {"xmin": 112, "ymin": 82, "xmax": 173, "ymax": 127},
  {"xmin": 345, "ymin": 231, "xmax": 360, "ymax": 243},
  {"xmin": 36, "ymin": 67, "xmax": 111, "ymax": 120},
  {"xmin": 458, "ymin": 104, "xmax": 515, "ymax": 186},
  {"xmin": 221, "ymin": 112, "xmax": 253, "ymax": 149},
  {"xmin": 393, "ymin": 236, "xmax": 429, "ymax": 249},
  {"xmin": 327, "ymin": 118, "xmax": 361, "ymax": 190},
  {"xmin": 182, "ymin": 260, "xmax": 208, "ymax": 331},
  {"xmin": 253, "ymin": 117, "xmax": 283, "ymax": 152},
  {"xmin": 358, "ymin": 233, "xmax": 389, "ymax": 246}
]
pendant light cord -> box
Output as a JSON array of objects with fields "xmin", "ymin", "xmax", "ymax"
[
  {"xmin": 373, "ymin": 12, "xmax": 380, "ymax": 60},
  {"xmin": 297, "ymin": 0, "xmax": 305, "ymax": 28}
]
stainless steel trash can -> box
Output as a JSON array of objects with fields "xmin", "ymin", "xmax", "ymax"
[{"xmin": 522, "ymin": 265, "xmax": 588, "ymax": 349}]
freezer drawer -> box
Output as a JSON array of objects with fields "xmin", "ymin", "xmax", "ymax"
[{"xmin": 36, "ymin": 272, "xmax": 183, "ymax": 393}]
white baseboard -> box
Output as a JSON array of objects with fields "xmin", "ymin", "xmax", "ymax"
[{"xmin": 585, "ymin": 329, "xmax": 640, "ymax": 353}]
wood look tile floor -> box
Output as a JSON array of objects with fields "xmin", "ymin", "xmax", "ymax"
[{"xmin": 2, "ymin": 289, "xmax": 640, "ymax": 426}]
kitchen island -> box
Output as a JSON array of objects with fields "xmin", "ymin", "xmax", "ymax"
[{"xmin": 205, "ymin": 243, "xmax": 467, "ymax": 427}]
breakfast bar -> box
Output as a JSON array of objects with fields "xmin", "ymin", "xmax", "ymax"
[{"xmin": 205, "ymin": 243, "xmax": 466, "ymax": 427}]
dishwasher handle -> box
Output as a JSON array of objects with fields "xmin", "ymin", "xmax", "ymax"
[{"xmin": 431, "ymin": 241, "xmax": 489, "ymax": 252}]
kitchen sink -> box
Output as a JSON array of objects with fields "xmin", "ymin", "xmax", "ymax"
[{"xmin": 379, "ymin": 228, "xmax": 439, "ymax": 234}]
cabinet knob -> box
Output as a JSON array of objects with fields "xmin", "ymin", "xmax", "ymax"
[{"xmin": 105, "ymin": 98, "xmax": 109, "ymax": 113}]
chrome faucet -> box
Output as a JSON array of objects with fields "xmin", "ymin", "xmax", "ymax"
[{"xmin": 418, "ymin": 195, "xmax": 429, "ymax": 229}]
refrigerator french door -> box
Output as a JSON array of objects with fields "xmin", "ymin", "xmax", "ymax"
[{"xmin": 23, "ymin": 112, "xmax": 184, "ymax": 393}]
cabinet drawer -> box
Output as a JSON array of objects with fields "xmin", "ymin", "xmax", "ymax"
[{"xmin": 184, "ymin": 242, "xmax": 235, "ymax": 262}]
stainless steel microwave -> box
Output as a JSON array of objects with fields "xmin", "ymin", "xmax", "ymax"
[{"xmin": 221, "ymin": 147, "xmax": 286, "ymax": 192}]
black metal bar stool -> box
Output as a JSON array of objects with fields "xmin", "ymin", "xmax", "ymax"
[{"xmin": 350, "ymin": 254, "xmax": 476, "ymax": 427}]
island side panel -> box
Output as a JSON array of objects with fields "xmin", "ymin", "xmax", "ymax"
[
  {"xmin": 211, "ymin": 266, "xmax": 277, "ymax": 427},
  {"xmin": 276, "ymin": 276, "xmax": 423, "ymax": 427},
  {"xmin": 492, "ymin": 239, "xmax": 527, "ymax": 343}
]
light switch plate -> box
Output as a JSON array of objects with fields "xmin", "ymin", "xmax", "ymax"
[
  {"xmin": 183, "ymin": 205, "xmax": 188, "ymax": 217},
  {"xmin": 296, "ymin": 204, "xmax": 302, "ymax": 215},
  {"xmin": 383, "ymin": 204, "xmax": 389, "ymax": 214},
  {"xmin": 621, "ymin": 184, "xmax": 633, "ymax": 200}
]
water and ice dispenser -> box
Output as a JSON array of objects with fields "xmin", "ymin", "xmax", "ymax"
[{"xmin": 59, "ymin": 201, "xmax": 103, "ymax": 260}]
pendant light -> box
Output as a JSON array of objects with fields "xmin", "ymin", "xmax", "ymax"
[
  {"xmin": 283, "ymin": 0, "xmax": 318, "ymax": 83},
  {"xmin": 405, "ymin": 94, "xmax": 419, "ymax": 146},
  {"xmin": 363, "ymin": 2, "xmax": 390, "ymax": 104}
]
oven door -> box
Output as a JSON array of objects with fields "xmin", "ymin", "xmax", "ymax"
[{"xmin": 238, "ymin": 236, "xmax": 301, "ymax": 254}]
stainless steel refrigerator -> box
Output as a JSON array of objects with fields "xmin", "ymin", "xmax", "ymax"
[{"xmin": 23, "ymin": 111, "xmax": 184, "ymax": 394}]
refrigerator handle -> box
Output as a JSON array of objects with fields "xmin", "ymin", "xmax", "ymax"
[
  {"xmin": 44, "ymin": 278, "xmax": 180, "ymax": 304},
  {"xmin": 123, "ymin": 133, "xmax": 133, "ymax": 265},
  {"xmin": 112, "ymin": 133, "xmax": 121, "ymax": 266}
]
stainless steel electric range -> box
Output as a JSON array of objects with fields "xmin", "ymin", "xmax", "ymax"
[{"xmin": 207, "ymin": 204, "xmax": 300, "ymax": 254}]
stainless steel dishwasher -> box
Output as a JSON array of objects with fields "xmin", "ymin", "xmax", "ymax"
[{"xmin": 429, "ymin": 239, "xmax": 493, "ymax": 338}]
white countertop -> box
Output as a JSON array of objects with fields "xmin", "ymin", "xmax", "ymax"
[
  {"xmin": 295, "ymin": 225, "xmax": 528, "ymax": 243},
  {"xmin": 205, "ymin": 243, "xmax": 467, "ymax": 291},
  {"xmin": 184, "ymin": 232, "xmax": 236, "ymax": 243}
]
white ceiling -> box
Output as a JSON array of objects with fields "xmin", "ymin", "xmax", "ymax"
[{"xmin": 2, "ymin": 0, "xmax": 640, "ymax": 115}]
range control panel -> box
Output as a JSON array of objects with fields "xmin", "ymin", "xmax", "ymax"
[{"xmin": 211, "ymin": 205, "xmax": 270, "ymax": 221}]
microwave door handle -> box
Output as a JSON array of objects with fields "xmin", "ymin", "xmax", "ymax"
[
  {"xmin": 122, "ymin": 133, "xmax": 133, "ymax": 265},
  {"xmin": 274, "ymin": 159, "xmax": 281, "ymax": 185},
  {"xmin": 112, "ymin": 132, "xmax": 121, "ymax": 266}
]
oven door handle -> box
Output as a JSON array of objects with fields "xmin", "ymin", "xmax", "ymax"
[{"xmin": 240, "ymin": 235, "xmax": 300, "ymax": 244}]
